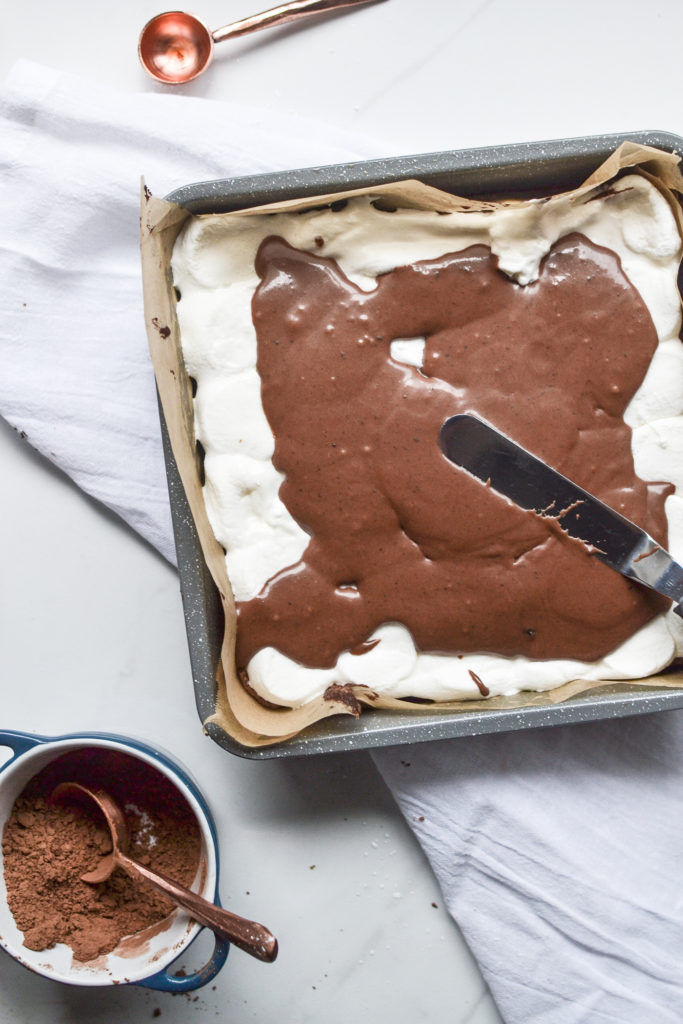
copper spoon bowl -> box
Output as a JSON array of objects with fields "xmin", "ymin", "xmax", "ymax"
[
  {"xmin": 53, "ymin": 782, "xmax": 278, "ymax": 964},
  {"xmin": 138, "ymin": 0, "xmax": 385, "ymax": 84}
]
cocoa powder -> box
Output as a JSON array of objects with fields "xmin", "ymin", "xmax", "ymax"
[{"xmin": 2, "ymin": 748, "xmax": 202, "ymax": 962}]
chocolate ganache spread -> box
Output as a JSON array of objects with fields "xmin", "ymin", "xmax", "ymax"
[
  {"xmin": 236, "ymin": 233, "xmax": 670, "ymax": 671},
  {"xmin": 171, "ymin": 176, "xmax": 683, "ymax": 707}
]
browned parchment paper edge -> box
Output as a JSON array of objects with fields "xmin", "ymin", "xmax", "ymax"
[{"xmin": 140, "ymin": 142, "xmax": 683, "ymax": 748}]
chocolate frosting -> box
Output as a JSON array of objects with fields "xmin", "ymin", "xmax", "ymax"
[{"xmin": 235, "ymin": 233, "xmax": 671, "ymax": 671}]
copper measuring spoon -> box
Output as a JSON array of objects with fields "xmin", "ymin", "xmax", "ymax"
[
  {"xmin": 52, "ymin": 782, "xmax": 278, "ymax": 964},
  {"xmin": 139, "ymin": 0, "xmax": 385, "ymax": 84}
]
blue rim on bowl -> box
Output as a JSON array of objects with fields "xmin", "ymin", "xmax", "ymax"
[{"xmin": 0, "ymin": 729, "xmax": 229, "ymax": 991}]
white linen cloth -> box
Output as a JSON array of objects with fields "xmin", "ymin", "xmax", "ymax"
[{"xmin": 2, "ymin": 60, "xmax": 683, "ymax": 1024}]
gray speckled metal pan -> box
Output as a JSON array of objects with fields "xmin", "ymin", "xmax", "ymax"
[{"xmin": 162, "ymin": 130, "xmax": 683, "ymax": 759}]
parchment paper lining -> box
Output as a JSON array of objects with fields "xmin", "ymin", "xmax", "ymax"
[{"xmin": 140, "ymin": 143, "xmax": 683, "ymax": 748}]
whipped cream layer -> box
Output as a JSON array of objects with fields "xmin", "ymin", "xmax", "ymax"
[{"xmin": 172, "ymin": 175, "xmax": 683, "ymax": 707}]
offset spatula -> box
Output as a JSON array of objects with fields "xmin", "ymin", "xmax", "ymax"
[{"xmin": 438, "ymin": 413, "xmax": 683, "ymax": 618}]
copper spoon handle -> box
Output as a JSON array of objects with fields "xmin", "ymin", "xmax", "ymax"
[
  {"xmin": 212, "ymin": 0, "xmax": 383, "ymax": 43},
  {"xmin": 117, "ymin": 851, "xmax": 278, "ymax": 963}
]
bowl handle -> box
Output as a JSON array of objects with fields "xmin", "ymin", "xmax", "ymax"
[
  {"xmin": 135, "ymin": 931, "xmax": 230, "ymax": 992},
  {"xmin": 0, "ymin": 730, "xmax": 43, "ymax": 768}
]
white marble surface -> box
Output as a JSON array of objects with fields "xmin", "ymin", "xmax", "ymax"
[{"xmin": 1, "ymin": 1, "xmax": 682, "ymax": 1020}]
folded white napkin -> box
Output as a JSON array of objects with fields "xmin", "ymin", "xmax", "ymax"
[
  {"xmin": 2, "ymin": 59, "xmax": 682, "ymax": 1024},
  {"xmin": 373, "ymin": 719, "xmax": 683, "ymax": 1024}
]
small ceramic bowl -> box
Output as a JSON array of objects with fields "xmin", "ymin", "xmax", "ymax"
[{"xmin": 0, "ymin": 730, "xmax": 229, "ymax": 991}]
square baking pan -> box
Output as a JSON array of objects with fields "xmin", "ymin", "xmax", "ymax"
[{"xmin": 162, "ymin": 130, "xmax": 683, "ymax": 759}]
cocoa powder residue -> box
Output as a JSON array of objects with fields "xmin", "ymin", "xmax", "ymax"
[{"xmin": 2, "ymin": 748, "xmax": 202, "ymax": 962}]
